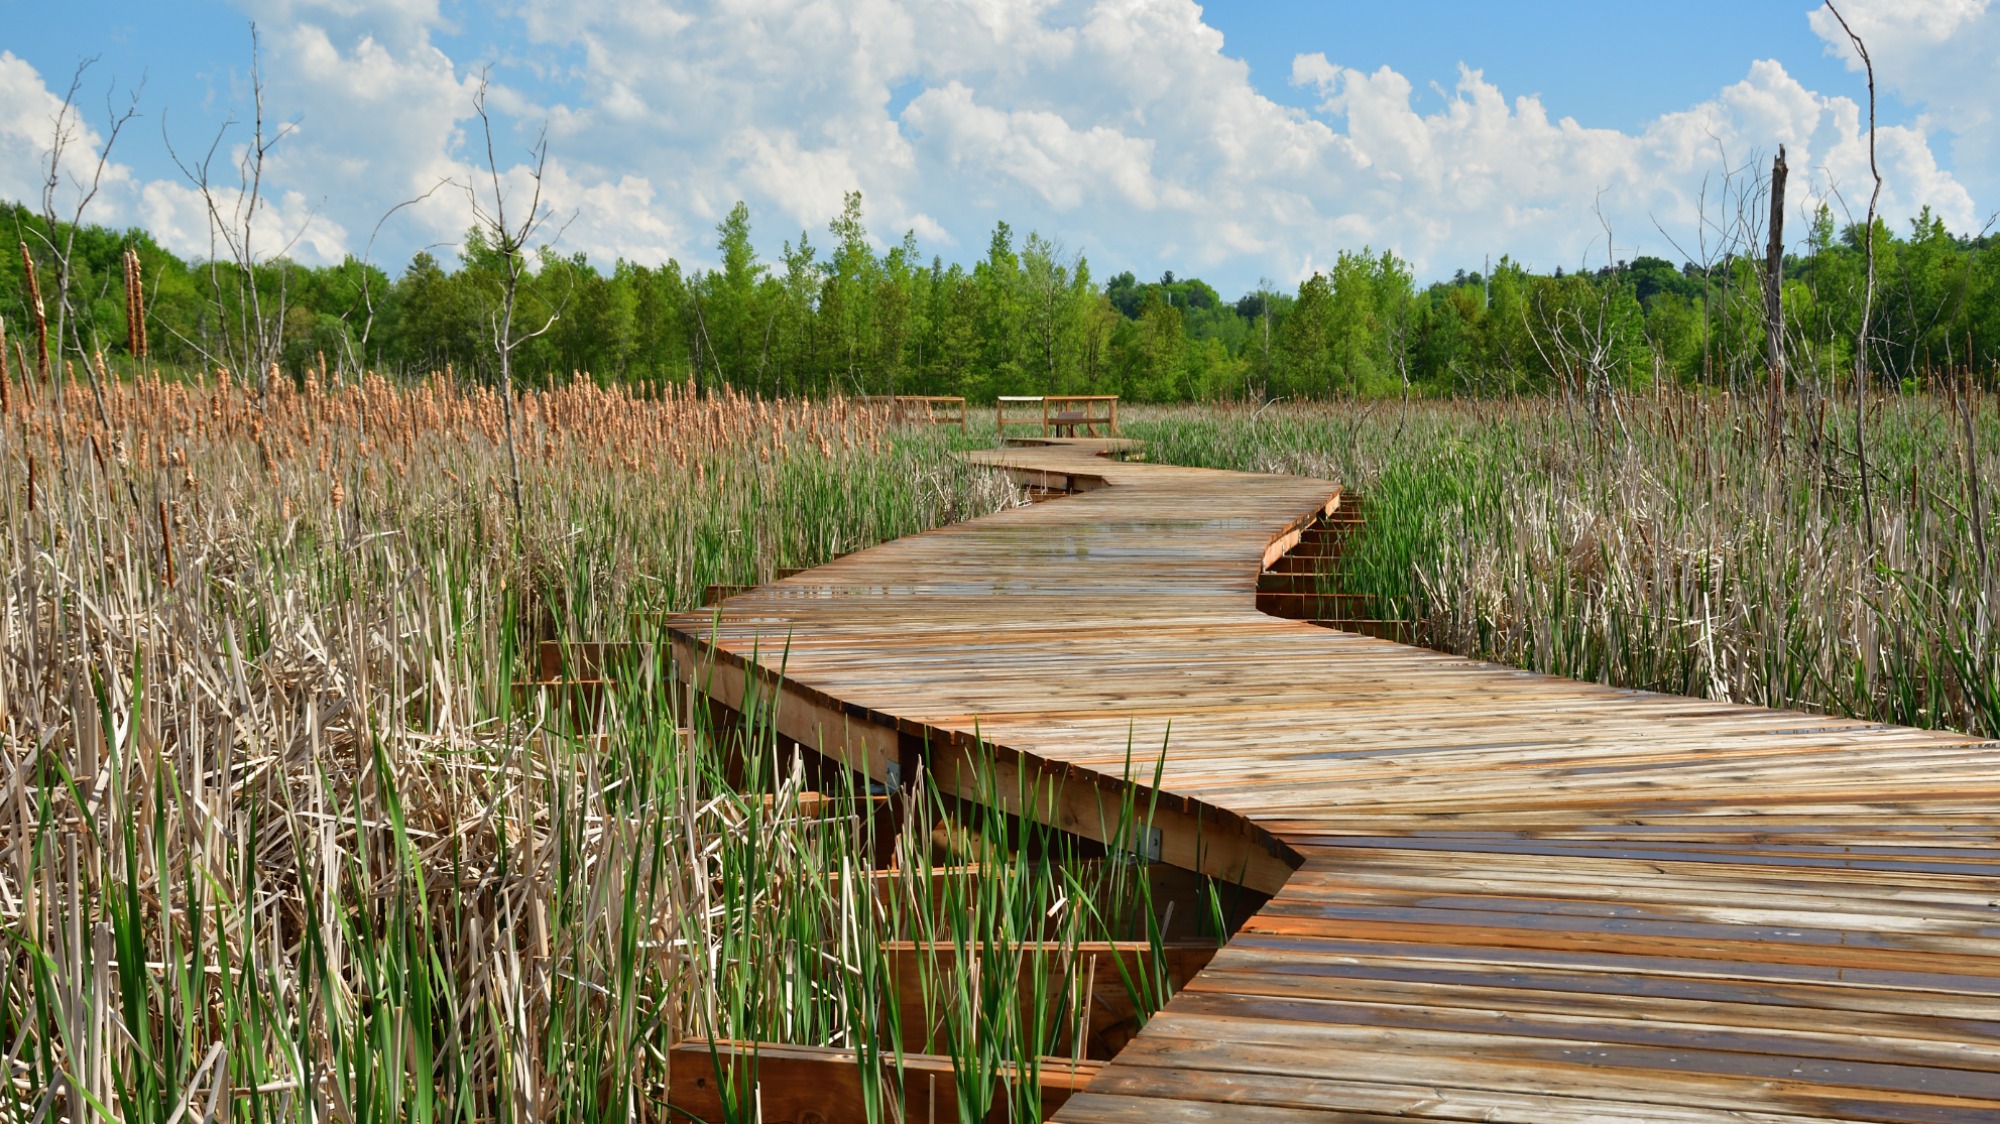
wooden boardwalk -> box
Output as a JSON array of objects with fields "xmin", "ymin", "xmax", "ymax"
[{"xmin": 668, "ymin": 439, "xmax": 2000, "ymax": 1123}]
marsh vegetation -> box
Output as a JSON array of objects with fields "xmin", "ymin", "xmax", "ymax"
[{"xmin": 1, "ymin": 322, "xmax": 1994, "ymax": 1124}]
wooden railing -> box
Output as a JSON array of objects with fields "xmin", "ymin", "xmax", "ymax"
[
  {"xmin": 858, "ymin": 395, "xmax": 968, "ymax": 431},
  {"xmin": 995, "ymin": 394, "xmax": 1120, "ymax": 438}
]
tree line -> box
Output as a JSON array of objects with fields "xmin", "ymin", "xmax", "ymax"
[{"xmin": 4, "ymin": 192, "xmax": 1998, "ymax": 402}]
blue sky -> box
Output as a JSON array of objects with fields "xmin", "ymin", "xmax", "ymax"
[
  {"xmin": 1, "ymin": 1, "xmax": 1990, "ymax": 294},
  {"xmin": 1207, "ymin": 3, "xmax": 1906, "ymax": 132}
]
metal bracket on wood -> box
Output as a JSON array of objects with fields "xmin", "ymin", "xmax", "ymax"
[
  {"xmin": 870, "ymin": 759, "xmax": 903, "ymax": 796},
  {"xmin": 1122, "ymin": 826, "xmax": 1163, "ymax": 865}
]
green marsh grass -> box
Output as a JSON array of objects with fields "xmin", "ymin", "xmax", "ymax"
[{"xmin": 1132, "ymin": 391, "xmax": 2000, "ymax": 737}]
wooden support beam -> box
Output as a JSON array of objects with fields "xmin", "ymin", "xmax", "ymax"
[
  {"xmin": 671, "ymin": 636, "xmax": 903, "ymax": 785},
  {"xmin": 1253, "ymin": 590, "xmax": 1374, "ymax": 619},
  {"xmin": 880, "ymin": 940, "xmax": 1220, "ymax": 1060},
  {"xmin": 1267, "ymin": 552, "xmax": 1344, "ymax": 574},
  {"xmin": 532, "ymin": 731, "xmax": 612, "ymax": 755},
  {"xmin": 925, "ymin": 742, "xmax": 1297, "ymax": 897},
  {"xmin": 510, "ymin": 678, "xmax": 613, "ymax": 725},
  {"xmin": 669, "ymin": 1040, "xmax": 1100, "ymax": 1124},
  {"xmin": 700, "ymin": 582, "xmax": 755, "ymax": 606},
  {"xmin": 536, "ymin": 639, "xmax": 643, "ymax": 680},
  {"xmin": 867, "ymin": 854, "xmax": 1258, "ymax": 946},
  {"xmin": 1259, "ymin": 492, "xmax": 1343, "ymax": 570},
  {"xmin": 1308, "ymin": 618, "xmax": 1413, "ymax": 644},
  {"xmin": 854, "ymin": 864, "xmax": 984, "ymax": 923},
  {"xmin": 1256, "ymin": 573, "xmax": 1350, "ymax": 594},
  {"xmin": 763, "ymin": 791, "xmax": 892, "ymax": 819},
  {"xmin": 671, "ymin": 637, "xmax": 1298, "ymax": 896},
  {"xmin": 993, "ymin": 464, "xmax": 1111, "ymax": 496}
]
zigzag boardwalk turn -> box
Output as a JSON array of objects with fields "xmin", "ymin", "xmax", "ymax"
[{"xmin": 669, "ymin": 438, "xmax": 2000, "ymax": 1123}]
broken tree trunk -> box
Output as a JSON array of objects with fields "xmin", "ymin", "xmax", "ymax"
[{"xmin": 1764, "ymin": 145, "xmax": 1788, "ymax": 443}]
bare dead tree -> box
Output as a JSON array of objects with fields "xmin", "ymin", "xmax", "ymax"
[
  {"xmin": 1703, "ymin": 141, "xmax": 1749, "ymax": 393},
  {"xmin": 1825, "ymin": 1, "xmax": 1882, "ymax": 547},
  {"xmin": 30, "ymin": 58, "xmax": 141, "ymax": 439},
  {"xmin": 1762, "ymin": 146, "xmax": 1789, "ymax": 444},
  {"xmin": 1652, "ymin": 134, "xmax": 1761, "ymax": 391},
  {"xmin": 1653, "ymin": 171, "xmax": 1720, "ymax": 385},
  {"xmin": 1253, "ymin": 276, "xmax": 1275, "ymax": 403},
  {"xmin": 463, "ymin": 69, "xmax": 572, "ymax": 528},
  {"xmin": 164, "ymin": 23, "xmax": 319, "ymax": 401},
  {"xmin": 1528, "ymin": 193, "xmax": 1632, "ymax": 446},
  {"xmin": 333, "ymin": 182, "xmax": 451, "ymax": 381}
]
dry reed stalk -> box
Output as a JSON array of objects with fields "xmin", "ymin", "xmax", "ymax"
[
  {"xmin": 157, "ymin": 498, "xmax": 175, "ymax": 587},
  {"xmin": 10, "ymin": 340, "xmax": 27, "ymax": 415}
]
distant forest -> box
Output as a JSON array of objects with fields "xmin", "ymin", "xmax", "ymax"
[{"xmin": 4, "ymin": 192, "xmax": 1997, "ymax": 401}]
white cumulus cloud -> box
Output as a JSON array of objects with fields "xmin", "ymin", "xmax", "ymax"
[{"xmin": 0, "ymin": 1, "xmax": 1989, "ymax": 289}]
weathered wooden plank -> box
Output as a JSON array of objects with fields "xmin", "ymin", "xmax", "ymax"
[
  {"xmin": 1071, "ymin": 1071, "xmax": 1844, "ymax": 1124},
  {"xmin": 1103, "ymin": 1030, "xmax": 2000, "ymax": 1122}
]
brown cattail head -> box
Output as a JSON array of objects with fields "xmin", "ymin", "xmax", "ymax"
[
  {"xmin": 0, "ymin": 314, "xmax": 10, "ymax": 417},
  {"xmin": 123, "ymin": 249, "xmax": 148, "ymax": 360},
  {"xmin": 123, "ymin": 251, "xmax": 135, "ymax": 354},
  {"xmin": 19, "ymin": 242, "xmax": 48, "ymax": 380}
]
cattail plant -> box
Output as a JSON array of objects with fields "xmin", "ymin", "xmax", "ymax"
[
  {"xmin": 0, "ymin": 371, "xmax": 1034, "ymax": 1123},
  {"xmin": 18, "ymin": 241, "xmax": 49, "ymax": 383},
  {"xmin": 122, "ymin": 247, "xmax": 148, "ymax": 360}
]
